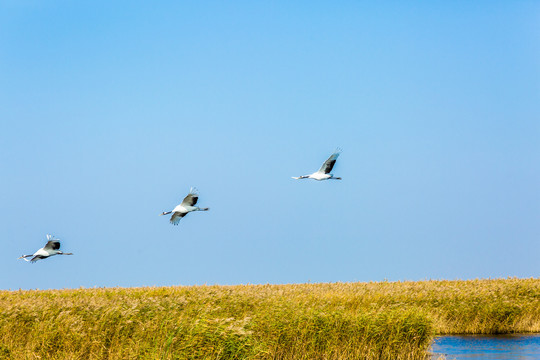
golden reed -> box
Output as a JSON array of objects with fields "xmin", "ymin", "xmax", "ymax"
[{"xmin": 1, "ymin": 278, "xmax": 539, "ymax": 359}]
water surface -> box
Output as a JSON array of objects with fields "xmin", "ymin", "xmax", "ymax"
[{"xmin": 431, "ymin": 334, "xmax": 540, "ymax": 359}]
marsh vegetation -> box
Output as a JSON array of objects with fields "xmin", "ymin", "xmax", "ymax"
[{"xmin": 1, "ymin": 278, "xmax": 539, "ymax": 359}]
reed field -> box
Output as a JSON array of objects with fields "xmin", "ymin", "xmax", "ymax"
[{"xmin": 1, "ymin": 278, "xmax": 539, "ymax": 359}]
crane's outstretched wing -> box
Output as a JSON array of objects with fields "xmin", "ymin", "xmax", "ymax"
[
  {"xmin": 181, "ymin": 187, "xmax": 199, "ymax": 207},
  {"xmin": 319, "ymin": 149, "xmax": 341, "ymax": 174},
  {"xmin": 170, "ymin": 212, "xmax": 187, "ymax": 225},
  {"xmin": 44, "ymin": 240, "xmax": 60, "ymax": 251},
  {"xmin": 30, "ymin": 255, "xmax": 47, "ymax": 262}
]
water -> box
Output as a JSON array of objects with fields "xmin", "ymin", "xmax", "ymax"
[{"xmin": 431, "ymin": 334, "xmax": 540, "ymax": 359}]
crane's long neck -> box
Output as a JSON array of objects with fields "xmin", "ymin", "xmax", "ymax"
[
  {"xmin": 18, "ymin": 255, "xmax": 33, "ymax": 261},
  {"xmin": 195, "ymin": 207, "xmax": 209, "ymax": 211},
  {"xmin": 160, "ymin": 211, "xmax": 172, "ymax": 216}
]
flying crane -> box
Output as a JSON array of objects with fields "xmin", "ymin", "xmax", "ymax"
[
  {"xmin": 160, "ymin": 187, "xmax": 210, "ymax": 225},
  {"xmin": 19, "ymin": 234, "xmax": 73, "ymax": 262},
  {"xmin": 292, "ymin": 148, "xmax": 342, "ymax": 181}
]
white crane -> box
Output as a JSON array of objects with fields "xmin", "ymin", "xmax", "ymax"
[
  {"xmin": 292, "ymin": 148, "xmax": 342, "ymax": 181},
  {"xmin": 160, "ymin": 187, "xmax": 210, "ymax": 225},
  {"xmin": 18, "ymin": 234, "xmax": 73, "ymax": 262}
]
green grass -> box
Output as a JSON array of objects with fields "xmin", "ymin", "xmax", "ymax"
[{"xmin": 1, "ymin": 278, "xmax": 539, "ymax": 359}]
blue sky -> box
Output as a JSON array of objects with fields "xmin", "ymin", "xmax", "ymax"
[{"xmin": 1, "ymin": 1, "xmax": 539, "ymax": 290}]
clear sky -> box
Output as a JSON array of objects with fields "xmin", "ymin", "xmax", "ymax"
[{"xmin": 1, "ymin": 1, "xmax": 539, "ymax": 290}]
